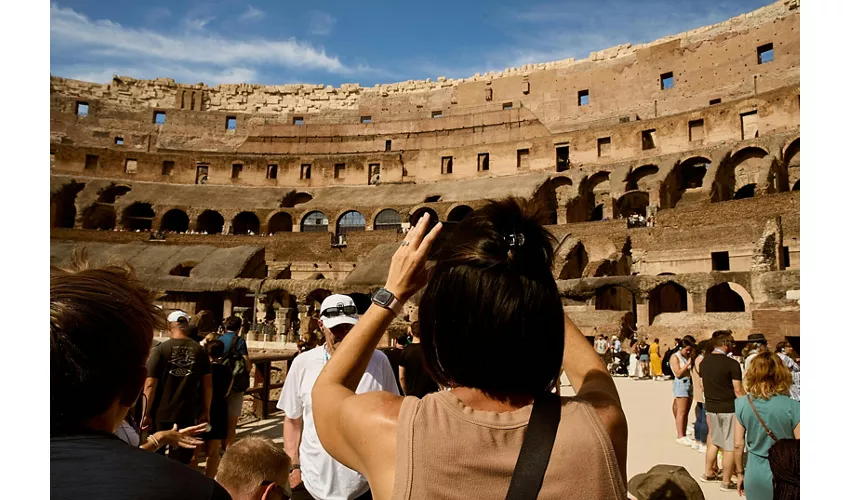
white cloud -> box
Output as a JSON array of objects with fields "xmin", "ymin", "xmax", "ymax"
[
  {"xmin": 307, "ymin": 11, "xmax": 336, "ymax": 36},
  {"xmin": 239, "ymin": 6, "xmax": 265, "ymax": 23},
  {"xmin": 49, "ymin": 2, "xmax": 358, "ymax": 85},
  {"xmin": 183, "ymin": 16, "xmax": 214, "ymax": 32}
]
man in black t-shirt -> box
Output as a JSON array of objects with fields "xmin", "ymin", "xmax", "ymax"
[
  {"xmin": 699, "ymin": 330, "xmax": 744, "ymax": 490},
  {"xmin": 51, "ymin": 265, "xmax": 230, "ymax": 499},
  {"xmin": 143, "ymin": 310, "xmax": 213, "ymax": 464},
  {"xmin": 398, "ymin": 322, "xmax": 439, "ymax": 397}
]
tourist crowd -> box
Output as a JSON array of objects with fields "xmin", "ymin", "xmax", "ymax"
[{"xmin": 51, "ymin": 199, "xmax": 800, "ymax": 500}]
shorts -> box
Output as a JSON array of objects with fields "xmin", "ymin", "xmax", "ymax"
[
  {"xmin": 639, "ymin": 354, "xmax": 650, "ymax": 362},
  {"xmin": 707, "ymin": 412, "xmax": 736, "ymax": 451},
  {"xmin": 673, "ymin": 377, "xmax": 692, "ymax": 398},
  {"xmin": 226, "ymin": 391, "xmax": 244, "ymax": 419}
]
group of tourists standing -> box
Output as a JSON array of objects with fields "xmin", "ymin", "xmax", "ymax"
[{"xmin": 665, "ymin": 330, "xmax": 800, "ymax": 498}]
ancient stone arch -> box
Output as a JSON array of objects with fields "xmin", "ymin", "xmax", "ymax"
[
  {"xmin": 300, "ymin": 210, "xmax": 329, "ymax": 233},
  {"xmin": 268, "ymin": 211, "xmax": 294, "ymax": 234},
  {"xmin": 712, "ymin": 147, "xmax": 769, "ymax": 202},
  {"xmin": 160, "ymin": 208, "xmax": 190, "ymax": 233},
  {"xmin": 121, "ymin": 202, "xmax": 156, "ymax": 231},
  {"xmin": 336, "ymin": 210, "xmax": 367, "ymax": 234},
  {"xmin": 705, "ymin": 282, "xmax": 751, "ymax": 312},
  {"xmin": 196, "ymin": 210, "xmax": 225, "ymax": 234},
  {"xmin": 373, "ymin": 208, "xmax": 402, "ymax": 231},
  {"xmin": 648, "ymin": 281, "xmax": 688, "ymax": 325},
  {"xmin": 446, "ymin": 204, "xmax": 474, "ymax": 223},
  {"xmin": 232, "ymin": 211, "xmax": 261, "ymax": 235}
]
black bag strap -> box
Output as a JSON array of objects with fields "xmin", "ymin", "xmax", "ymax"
[{"xmin": 505, "ymin": 391, "xmax": 562, "ymax": 500}]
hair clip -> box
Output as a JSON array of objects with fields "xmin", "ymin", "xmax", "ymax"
[{"xmin": 505, "ymin": 233, "xmax": 525, "ymax": 247}]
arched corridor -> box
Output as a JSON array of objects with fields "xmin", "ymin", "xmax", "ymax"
[
  {"xmin": 197, "ymin": 210, "xmax": 224, "ymax": 234},
  {"xmin": 705, "ymin": 282, "xmax": 746, "ymax": 312},
  {"xmin": 160, "ymin": 209, "xmax": 189, "ymax": 233}
]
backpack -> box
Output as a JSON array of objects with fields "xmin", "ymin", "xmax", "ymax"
[
  {"xmin": 661, "ymin": 348, "xmax": 675, "ymax": 377},
  {"xmin": 221, "ymin": 335, "xmax": 250, "ymax": 393}
]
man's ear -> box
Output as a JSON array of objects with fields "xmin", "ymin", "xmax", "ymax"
[{"xmin": 260, "ymin": 482, "xmax": 284, "ymax": 500}]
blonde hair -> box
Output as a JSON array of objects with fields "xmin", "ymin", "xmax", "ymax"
[
  {"xmin": 216, "ymin": 437, "xmax": 290, "ymax": 496},
  {"xmin": 745, "ymin": 352, "xmax": 792, "ymax": 399}
]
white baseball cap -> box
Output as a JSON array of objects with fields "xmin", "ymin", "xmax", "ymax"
[
  {"xmin": 319, "ymin": 294, "xmax": 359, "ymax": 329},
  {"xmin": 167, "ymin": 310, "xmax": 191, "ymax": 323}
]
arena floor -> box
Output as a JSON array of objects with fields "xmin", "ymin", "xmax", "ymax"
[{"xmin": 227, "ymin": 377, "xmax": 735, "ymax": 499}]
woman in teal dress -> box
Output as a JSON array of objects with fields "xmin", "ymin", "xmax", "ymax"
[{"xmin": 734, "ymin": 352, "xmax": 801, "ymax": 500}]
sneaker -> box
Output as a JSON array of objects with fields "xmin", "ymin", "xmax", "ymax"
[
  {"xmin": 691, "ymin": 441, "xmax": 700, "ymax": 450},
  {"xmin": 676, "ymin": 437, "xmax": 694, "ymax": 446},
  {"xmin": 700, "ymin": 473, "xmax": 720, "ymax": 483},
  {"xmin": 699, "ymin": 444, "xmax": 707, "ymax": 453},
  {"xmin": 719, "ymin": 483, "xmax": 736, "ymax": 492}
]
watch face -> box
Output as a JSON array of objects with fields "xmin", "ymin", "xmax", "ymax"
[{"xmin": 373, "ymin": 288, "xmax": 393, "ymax": 306}]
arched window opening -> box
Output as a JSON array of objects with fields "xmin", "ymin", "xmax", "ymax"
[
  {"xmin": 122, "ymin": 203, "xmax": 155, "ymax": 231},
  {"xmin": 706, "ymin": 283, "xmax": 746, "ymax": 312},
  {"xmin": 616, "ymin": 191, "xmax": 649, "ymax": 218},
  {"xmin": 301, "ymin": 211, "xmax": 329, "ymax": 232},
  {"xmin": 713, "ymin": 148, "xmax": 768, "ymax": 203},
  {"xmin": 197, "ymin": 210, "xmax": 224, "ymax": 234},
  {"xmin": 648, "ymin": 282, "xmax": 687, "ymax": 325},
  {"xmin": 281, "ymin": 192, "xmax": 313, "ymax": 208},
  {"xmin": 160, "ymin": 209, "xmax": 189, "ymax": 233},
  {"xmin": 626, "ymin": 165, "xmax": 659, "ymax": 191},
  {"xmin": 52, "ymin": 182, "xmax": 85, "ymax": 228},
  {"xmin": 734, "ymin": 184, "xmax": 756, "ymax": 200},
  {"xmin": 374, "ymin": 209, "xmax": 402, "ymax": 231},
  {"xmin": 232, "ymin": 212, "xmax": 260, "ymax": 235},
  {"xmin": 268, "ymin": 212, "xmax": 293, "ymax": 234},
  {"xmin": 558, "ymin": 242, "xmax": 588, "ymax": 279},
  {"xmin": 447, "ymin": 205, "xmax": 474, "ymax": 223},
  {"xmin": 337, "ymin": 210, "xmax": 366, "ymax": 235},
  {"xmin": 584, "ymin": 172, "xmax": 610, "ymax": 222}
]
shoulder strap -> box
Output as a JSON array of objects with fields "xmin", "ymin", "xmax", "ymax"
[
  {"xmin": 747, "ymin": 394, "xmax": 778, "ymax": 441},
  {"xmin": 505, "ymin": 392, "xmax": 562, "ymax": 500}
]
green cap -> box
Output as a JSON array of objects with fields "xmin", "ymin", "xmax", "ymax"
[{"xmin": 627, "ymin": 465, "xmax": 705, "ymax": 500}]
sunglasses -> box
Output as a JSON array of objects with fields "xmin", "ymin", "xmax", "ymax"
[{"xmin": 321, "ymin": 304, "xmax": 357, "ymax": 317}]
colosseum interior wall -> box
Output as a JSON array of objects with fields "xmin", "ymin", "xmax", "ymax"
[{"xmin": 50, "ymin": 0, "xmax": 801, "ymax": 349}]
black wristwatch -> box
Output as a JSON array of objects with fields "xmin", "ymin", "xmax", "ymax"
[
  {"xmin": 289, "ymin": 464, "xmax": 300, "ymax": 473},
  {"xmin": 372, "ymin": 288, "xmax": 403, "ymax": 316}
]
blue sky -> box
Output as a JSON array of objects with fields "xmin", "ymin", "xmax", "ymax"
[{"xmin": 50, "ymin": 0, "xmax": 773, "ymax": 87}]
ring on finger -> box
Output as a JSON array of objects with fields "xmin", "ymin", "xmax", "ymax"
[{"xmin": 400, "ymin": 241, "xmax": 410, "ymax": 246}]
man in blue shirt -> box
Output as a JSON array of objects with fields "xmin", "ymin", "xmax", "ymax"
[{"xmin": 219, "ymin": 316, "xmax": 253, "ymax": 450}]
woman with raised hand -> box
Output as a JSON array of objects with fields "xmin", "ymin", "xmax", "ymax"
[
  {"xmin": 312, "ymin": 197, "xmax": 628, "ymax": 500},
  {"xmin": 734, "ymin": 352, "xmax": 800, "ymax": 500}
]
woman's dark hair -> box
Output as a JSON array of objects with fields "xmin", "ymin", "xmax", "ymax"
[
  {"xmin": 768, "ymin": 439, "xmax": 800, "ymax": 500},
  {"xmin": 419, "ymin": 197, "xmax": 564, "ymax": 400},
  {"xmin": 206, "ymin": 339, "xmax": 225, "ymax": 359},
  {"xmin": 51, "ymin": 261, "xmax": 164, "ymax": 429}
]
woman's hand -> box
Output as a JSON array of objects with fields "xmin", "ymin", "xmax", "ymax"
[
  {"xmin": 737, "ymin": 474, "xmax": 745, "ymax": 496},
  {"xmin": 155, "ymin": 423, "xmax": 206, "ymax": 449},
  {"xmin": 384, "ymin": 213, "xmax": 442, "ymax": 302}
]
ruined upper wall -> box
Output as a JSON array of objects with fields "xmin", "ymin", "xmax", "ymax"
[{"xmin": 50, "ymin": 0, "xmax": 800, "ymax": 125}]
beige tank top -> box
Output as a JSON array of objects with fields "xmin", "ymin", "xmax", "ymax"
[{"xmin": 392, "ymin": 391, "xmax": 627, "ymax": 500}]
